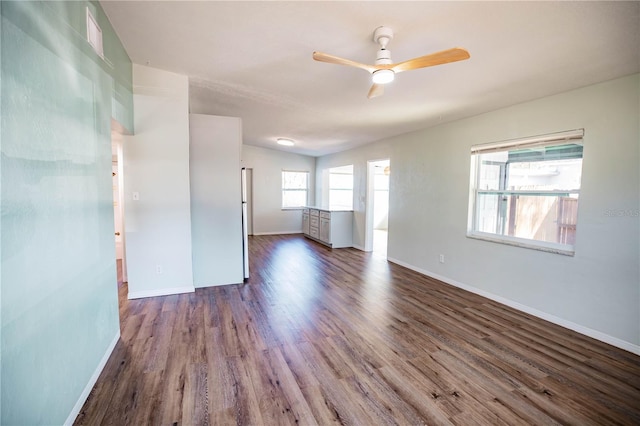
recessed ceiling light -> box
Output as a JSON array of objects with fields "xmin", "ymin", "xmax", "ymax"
[{"xmin": 277, "ymin": 138, "xmax": 295, "ymax": 146}]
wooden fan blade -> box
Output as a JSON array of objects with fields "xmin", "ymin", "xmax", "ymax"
[
  {"xmin": 367, "ymin": 83, "xmax": 384, "ymax": 99},
  {"xmin": 313, "ymin": 52, "xmax": 377, "ymax": 73},
  {"xmin": 391, "ymin": 47, "xmax": 470, "ymax": 73}
]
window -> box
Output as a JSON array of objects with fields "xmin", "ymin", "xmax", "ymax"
[
  {"xmin": 329, "ymin": 165, "xmax": 353, "ymax": 210},
  {"xmin": 86, "ymin": 7, "xmax": 104, "ymax": 58},
  {"xmin": 468, "ymin": 129, "xmax": 584, "ymax": 255},
  {"xmin": 282, "ymin": 171, "xmax": 308, "ymax": 208}
]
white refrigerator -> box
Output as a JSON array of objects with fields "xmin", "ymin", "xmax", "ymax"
[{"xmin": 241, "ymin": 168, "xmax": 250, "ymax": 280}]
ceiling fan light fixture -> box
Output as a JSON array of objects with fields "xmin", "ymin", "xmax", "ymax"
[
  {"xmin": 313, "ymin": 26, "xmax": 469, "ymax": 99},
  {"xmin": 372, "ymin": 69, "xmax": 394, "ymax": 85},
  {"xmin": 277, "ymin": 138, "xmax": 295, "ymax": 146}
]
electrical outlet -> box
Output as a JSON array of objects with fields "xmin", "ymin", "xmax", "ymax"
[
  {"xmin": 156, "ymin": 264, "xmax": 163, "ymax": 274},
  {"xmin": 439, "ymin": 254, "xmax": 445, "ymax": 264}
]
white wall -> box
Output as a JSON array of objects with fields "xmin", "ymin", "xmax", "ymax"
[
  {"xmin": 190, "ymin": 114, "xmax": 244, "ymax": 287},
  {"xmin": 242, "ymin": 145, "xmax": 316, "ymax": 235},
  {"xmin": 316, "ymin": 74, "xmax": 639, "ymax": 352},
  {"xmin": 124, "ymin": 65, "xmax": 194, "ymax": 298}
]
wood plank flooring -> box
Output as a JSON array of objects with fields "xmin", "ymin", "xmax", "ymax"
[{"xmin": 75, "ymin": 234, "xmax": 640, "ymax": 425}]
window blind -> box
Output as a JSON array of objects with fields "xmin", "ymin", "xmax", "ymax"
[{"xmin": 471, "ymin": 129, "xmax": 584, "ymax": 155}]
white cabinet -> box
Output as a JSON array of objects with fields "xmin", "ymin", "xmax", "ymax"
[
  {"xmin": 303, "ymin": 208, "xmax": 352, "ymax": 248},
  {"xmin": 310, "ymin": 225, "xmax": 320, "ymax": 239},
  {"xmin": 319, "ymin": 217, "xmax": 331, "ymax": 243},
  {"xmin": 302, "ymin": 208, "xmax": 310, "ymax": 235},
  {"xmin": 309, "ymin": 208, "xmax": 319, "ymax": 239}
]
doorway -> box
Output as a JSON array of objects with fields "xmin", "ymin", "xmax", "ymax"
[
  {"xmin": 366, "ymin": 159, "xmax": 390, "ymax": 256},
  {"xmin": 111, "ymin": 129, "xmax": 127, "ymax": 283}
]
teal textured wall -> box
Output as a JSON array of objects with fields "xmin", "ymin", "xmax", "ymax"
[
  {"xmin": 0, "ymin": 3, "xmax": 3, "ymax": 423},
  {"xmin": 1, "ymin": 1, "xmax": 133, "ymax": 424}
]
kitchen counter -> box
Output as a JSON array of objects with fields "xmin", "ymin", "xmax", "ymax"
[
  {"xmin": 305, "ymin": 206, "xmax": 354, "ymax": 212},
  {"xmin": 302, "ymin": 207, "xmax": 353, "ymax": 248}
]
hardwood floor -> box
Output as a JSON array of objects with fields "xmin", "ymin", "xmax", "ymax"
[{"xmin": 76, "ymin": 234, "xmax": 640, "ymax": 425}]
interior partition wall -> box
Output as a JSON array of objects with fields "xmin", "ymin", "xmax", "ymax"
[{"xmin": 1, "ymin": 1, "xmax": 134, "ymax": 424}]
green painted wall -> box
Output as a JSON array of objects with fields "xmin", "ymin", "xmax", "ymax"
[
  {"xmin": 0, "ymin": 3, "xmax": 3, "ymax": 423},
  {"xmin": 1, "ymin": 1, "xmax": 133, "ymax": 424}
]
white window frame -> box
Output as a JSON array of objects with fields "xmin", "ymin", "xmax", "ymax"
[
  {"xmin": 467, "ymin": 129, "xmax": 584, "ymax": 256},
  {"xmin": 329, "ymin": 165, "xmax": 354, "ymax": 210},
  {"xmin": 86, "ymin": 7, "xmax": 104, "ymax": 58},
  {"xmin": 281, "ymin": 170, "xmax": 309, "ymax": 209}
]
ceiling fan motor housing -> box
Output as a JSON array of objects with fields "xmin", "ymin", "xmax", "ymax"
[
  {"xmin": 372, "ymin": 27, "xmax": 394, "ymax": 84},
  {"xmin": 373, "ymin": 26, "xmax": 394, "ymax": 66},
  {"xmin": 376, "ymin": 48, "xmax": 392, "ymax": 65},
  {"xmin": 373, "ymin": 26, "xmax": 394, "ymax": 49}
]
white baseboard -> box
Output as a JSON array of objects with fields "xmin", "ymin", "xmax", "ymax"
[
  {"xmin": 352, "ymin": 244, "xmax": 366, "ymax": 251},
  {"xmin": 64, "ymin": 331, "xmax": 120, "ymax": 426},
  {"xmin": 128, "ymin": 285, "xmax": 195, "ymax": 300},
  {"xmin": 387, "ymin": 257, "xmax": 640, "ymax": 356},
  {"xmin": 252, "ymin": 231, "xmax": 303, "ymax": 236}
]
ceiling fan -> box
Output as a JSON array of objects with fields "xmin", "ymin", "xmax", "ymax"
[{"xmin": 313, "ymin": 26, "xmax": 470, "ymax": 99}]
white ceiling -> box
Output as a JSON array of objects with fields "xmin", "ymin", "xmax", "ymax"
[{"xmin": 101, "ymin": 1, "xmax": 640, "ymax": 157}]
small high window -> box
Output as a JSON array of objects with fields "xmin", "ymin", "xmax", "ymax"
[
  {"xmin": 468, "ymin": 129, "xmax": 584, "ymax": 255},
  {"xmin": 282, "ymin": 171, "xmax": 309, "ymax": 209},
  {"xmin": 86, "ymin": 7, "xmax": 104, "ymax": 57}
]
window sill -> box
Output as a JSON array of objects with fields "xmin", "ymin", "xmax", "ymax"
[{"xmin": 466, "ymin": 231, "xmax": 575, "ymax": 256}]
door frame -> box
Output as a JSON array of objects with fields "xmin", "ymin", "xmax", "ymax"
[
  {"xmin": 364, "ymin": 158, "xmax": 390, "ymax": 253},
  {"xmin": 112, "ymin": 129, "xmax": 128, "ymax": 282}
]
